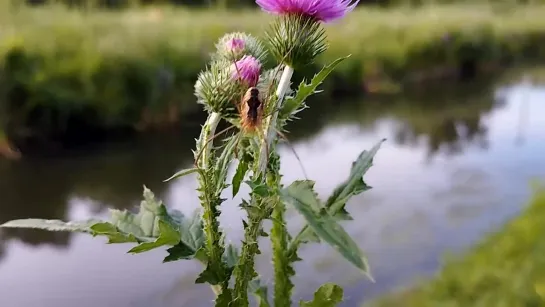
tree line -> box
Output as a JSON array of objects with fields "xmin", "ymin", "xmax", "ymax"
[{"xmin": 18, "ymin": 0, "xmax": 544, "ymax": 10}]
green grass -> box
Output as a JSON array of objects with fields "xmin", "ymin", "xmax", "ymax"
[
  {"xmin": 365, "ymin": 184, "xmax": 545, "ymax": 307},
  {"xmin": 2, "ymin": 3, "xmax": 545, "ymax": 149}
]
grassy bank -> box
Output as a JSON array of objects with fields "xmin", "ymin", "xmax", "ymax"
[
  {"xmin": 2, "ymin": 3, "xmax": 545, "ymax": 153},
  {"xmin": 365, "ymin": 184, "xmax": 545, "ymax": 307}
]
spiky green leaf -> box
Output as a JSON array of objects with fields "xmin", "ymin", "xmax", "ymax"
[
  {"xmin": 176, "ymin": 210, "xmax": 205, "ymax": 254},
  {"xmin": 223, "ymin": 244, "xmax": 239, "ymax": 268},
  {"xmin": 216, "ymin": 289, "xmax": 234, "ymax": 307},
  {"xmin": 292, "ymin": 228, "xmax": 321, "ymax": 246},
  {"xmin": 214, "ymin": 135, "xmax": 239, "ymax": 194},
  {"xmin": 0, "ymin": 219, "xmax": 98, "ymax": 233},
  {"xmin": 127, "ymin": 220, "xmax": 180, "ymax": 253},
  {"xmin": 289, "ymin": 140, "xmax": 384, "ymax": 253},
  {"xmin": 325, "ymin": 139, "xmax": 385, "ymax": 220},
  {"xmin": 91, "ymin": 186, "xmax": 176, "ymax": 245},
  {"xmin": 250, "ymin": 279, "xmax": 271, "ymax": 307},
  {"xmin": 196, "ymin": 264, "xmax": 226, "ymax": 284},
  {"xmin": 280, "ymin": 56, "xmax": 350, "ymax": 123},
  {"xmin": 281, "ymin": 180, "xmax": 371, "ymax": 277},
  {"xmin": 2, "ymin": 186, "xmax": 204, "ymax": 261},
  {"xmin": 91, "ymin": 187, "xmax": 205, "ymax": 256},
  {"xmin": 232, "ymin": 160, "xmax": 249, "ymax": 197},
  {"xmin": 163, "ymin": 210, "xmax": 206, "ymax": 262},
  {"xmin": 300, "ymin": 283, "xmax": 344, "ymax": 307},
  {"xmin": 0, "ymin": 186, "xmax": 172, "ymax": 244},
  {"xmin": 90, "ymin": 222, "xmax": 143, "ymax": 243},
  {"xmin": 164, "ymin": 168, "xmax": 199, "ymax": 182},
  {"xmin": 246, "ymin": 179, "xmax": 270, "ymax": 198},
  {"xmin": 164, "ymin": 244, "xmax": 202, "ymax": 262}
]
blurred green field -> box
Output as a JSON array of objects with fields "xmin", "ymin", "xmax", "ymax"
[
  {"xmin": 365, "ymin": 184, "xmax": 545, "ymax": 307},
  {"xmin": 2, "ymin": 3, "xmax": 545, "ymax": 151}
]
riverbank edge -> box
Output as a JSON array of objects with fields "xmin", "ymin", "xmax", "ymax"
[
  {"xmin": 3, "ymin": 5, "xmax": 545, "ymax": 158},
  {"xmin": 364, "ymin": 183, "xmax": 545, "ymax": 307},
  {"xmin": 0, "ymin": 58, "xmax": 541, "ymax": 159}
]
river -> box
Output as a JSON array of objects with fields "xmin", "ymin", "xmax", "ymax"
[{"xmin": 0, "ymin": 68, "xmax": 544, "ymax": 307}]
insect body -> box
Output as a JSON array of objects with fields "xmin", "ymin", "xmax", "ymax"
[
  {"xmin": 240, "ymin": 87, "xmax": 264, "ymax": 133},
  {"xmin": 192, "ymin": 58, "xmax": 307, "ymax": 178}
]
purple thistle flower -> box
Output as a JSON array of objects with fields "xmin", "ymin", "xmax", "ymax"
[
  {"xmin": 225, "ymin": 37, "xmax": 246, "ymax": 54},
  {"xmin": 215, "ymin": 32, "xmax": 268, "ymax": 62},
  {"xmin": 231, "ymin": 55, "xmax": 261, "ymax": 87},
  {"xmin": 256, "ymin": 0, "xmax": 359, "ymax": 23}
]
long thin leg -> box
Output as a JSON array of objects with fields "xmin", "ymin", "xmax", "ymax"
[
  {"xmin": 275, "ymin": 128, "xmax": 308, "ymax": 180},
  {"xmin": 255, "ymin": 128, "xmax": 270, "ymax": 170},
  {"xmin": 233, "ymin": 133, "xmax": 243, "ymax": 159},
  {"xmin": 194, "ymin": 125, "xmax": 236, "ymax": 167}
]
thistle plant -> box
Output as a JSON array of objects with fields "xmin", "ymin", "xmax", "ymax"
[{"xmin": 0, "ymin": 1, "xmax": 386, "ymax": 306}]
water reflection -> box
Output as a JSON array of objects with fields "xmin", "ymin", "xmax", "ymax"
[{"xmin": 0, "ymin": 70, "xmax": 544, "ymax": 307}]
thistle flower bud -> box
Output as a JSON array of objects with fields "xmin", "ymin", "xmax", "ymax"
[
  {"xmin": 230, "ymin": 55, "xmax": 262, "ymax": 87},
  {"xmin": 215, "ymin": 32, "xmax": 268, "ymax": 63},
  {"xmin": 194, "ymin": 60, "xmax": 241, "ymax": 117}
]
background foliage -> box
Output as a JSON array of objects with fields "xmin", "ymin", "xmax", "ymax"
[
  {"xmin": 2, "ymin": 2, "xmax": 545, "ymax": 153},
  {"xmin": 15, "ymin": 0, "xmax": 545, "ymax": 9}
]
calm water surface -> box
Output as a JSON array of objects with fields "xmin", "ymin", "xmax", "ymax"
[{"xmin": 0, "ymin": 71, "xmax": 544, "ymax": 307}]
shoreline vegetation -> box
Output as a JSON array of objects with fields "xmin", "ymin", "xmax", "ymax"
[
  {"xmin": 365, "ymin": 184, "xmax": 545, "ymax": 307},
  {"xmin": 2, "ymin": 3, "xmax": 545, "ymax": 157}
]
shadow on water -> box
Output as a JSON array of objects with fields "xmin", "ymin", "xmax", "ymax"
[{"xmin": 0, "ymin": 67, "xmax": 544, "ymax": 307}]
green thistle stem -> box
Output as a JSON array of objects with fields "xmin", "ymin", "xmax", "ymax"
[
  {"xmin": 265, "ymin": 155, "xmax": 294, "ymax": 307},
  {"xmin": 195, "ymin": 112, "xmax": 228, "ymax": 291},
  {"xmin": 257, "ymin": 65, "xmax": 294, "ymax": 175},
  {"xmin": 231, "ymin": 203, "xmax": 267, "ymax": 307},
  {"xmin": 270, "ymin": 190, "xmax": 294, "ymax": 307},
  {"xmin": 234, "ymin": 64, "xmax": 295, "ymax": 306},
  {"xmin": 258, "ymin": 65, "xmax": 296, "ymax": 306}
]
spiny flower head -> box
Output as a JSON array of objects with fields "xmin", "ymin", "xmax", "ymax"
[
  {"xmin": 258, "ymin": 0, "xmax": 359, "ymax": 67},
  {"xmin": 215, "ymin": 32, "xmax": 268, "ymax": 63},
  {"xmin": 256, "ymin": 0, "xmax": 359, "ymax": 23},
  {"xmin": 231, "ymin": 55, "xmax": 262, "ymax": 87},
  {"xmin": 194, "ymin": 59, "xmax": 241, "ymax": 117},
  {"xmin": 264, "ymin": 13, "xmax": 327, "ymax": 68}
]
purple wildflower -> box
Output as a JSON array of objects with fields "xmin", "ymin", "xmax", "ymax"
[
  {"xmin": 256, "ymin": 0, "xmax": 359, "ymax": 23},
  {"xmin": 231, "ymin": 55, "xmax": 261, "ymax": 87},
  {"xmin": 225, "ymin": 37, "xmax": 246, "ymax": 54}
]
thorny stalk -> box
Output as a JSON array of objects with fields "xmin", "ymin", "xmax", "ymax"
[
  {"xmin": 231, "ymin": 197, "xmax": 270, "ymax": 307},
  {"xmin": 195, "ymin": 112, "xmax": 229, "ymax": 292},
  {"xmin": 268, "ymin": 153, "xmax": 294, "ymax": 307},
  {"xmin": 260, "ymin": 65, "xmax": 296, "ymax": 306}
]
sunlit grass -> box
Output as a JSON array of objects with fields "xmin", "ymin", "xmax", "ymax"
[
  {"xmin": 2, "ymin": 2, "xmax": 545, "ymax": 146},
  {"xmin": 365, "ymin": 183, "xmax": 545, "ymax": 307},
  {"xmin": 2, "ymin": 3, "xmax": 545, "ymax": 62}
]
